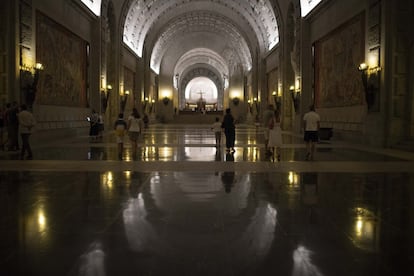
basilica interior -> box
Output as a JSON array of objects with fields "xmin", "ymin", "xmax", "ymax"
[{"xmin": 1, "ymin": 0, "xmax": 414, "ymax": 275}]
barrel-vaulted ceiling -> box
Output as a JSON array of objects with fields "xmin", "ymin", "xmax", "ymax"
[{"xmin": 122, "ymin": 0, "xmax": 280, "ymax": 75}]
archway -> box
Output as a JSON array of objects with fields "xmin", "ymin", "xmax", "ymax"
[
  {"xmin": 179, "ymin": 67, "xmax": 224, "ymax": 112},
  {"xmin": 183, "ymin": 77, "xmax": 218, "ymax": 112}
]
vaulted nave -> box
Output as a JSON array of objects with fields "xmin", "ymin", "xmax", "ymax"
[{"xmin": 1, "ymin": 0, "xmax": 414, "ymax": 275}]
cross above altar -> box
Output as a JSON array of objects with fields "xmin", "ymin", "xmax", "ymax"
[{"xmin": 197, "ymin": 91, "xmax": 205, "ymax": 99}]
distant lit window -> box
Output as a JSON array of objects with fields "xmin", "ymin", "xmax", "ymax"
[
  {"xmin": 300, "ymin": 0, "xmax": 323, "ymax": 17},
  {"xmin": 80, "ymin": 0, "xmax": 101, "ymax": 16}
]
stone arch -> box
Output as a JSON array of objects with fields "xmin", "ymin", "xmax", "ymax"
[{"xmin": 180, "ymin": 67, "xmax": 224, "ymax": 111}]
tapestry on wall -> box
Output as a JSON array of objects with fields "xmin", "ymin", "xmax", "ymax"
[
  {"xmin": 314, "ymin": 13, "xmax": 365, "ymax": 108},
  {"xmin": 36, "ymin": 12, "xmax": 88, "ymax": 107}
]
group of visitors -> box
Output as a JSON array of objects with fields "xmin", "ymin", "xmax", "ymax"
[
  {"xmin": 210, "ymin": 108, "xmax": 236, "ymax": 153},
  {"xmin": 212, "ymin": 104, "xmax": 320, "ymax": 161},
  {"xmin": 0, "ymin": 101, "xmax": 36, "ymax": 160},
  {"xmin": 0, "ymin": 101, "xmax": 319, "ymax": 161},
  {"xmin": 113, "ymin": 108, "xmax": 144, "ymax": 160}
]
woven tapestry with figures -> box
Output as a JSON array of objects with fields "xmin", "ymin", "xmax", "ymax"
[
  {"xmin": 36, "ymin": 12, "xmax": 88, "ymax": 107},
  {"xmin": 314, "ymin": 13, "xmax": 365, "ymax": 108}
]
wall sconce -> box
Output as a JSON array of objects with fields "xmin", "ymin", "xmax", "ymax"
[
  {"xmin": 253, "ymin": 97, "xmax": 260, "ymax": 121},
  {"xmin": 358, "ymin": 62, "xmax": 381, "ymax": 110},
  {"xmin": 247, "ymin": 99, "xmax": 252, "ymax": 113},
  {"xmin": 20, "ymin": 63, "xmax": 43, "ymax": 108},
  {"xmin": 253, "ymin": 97, "xmax": 259, "ymax": 109},
  {"xmin": 120, "ymin": 90, "xmax": 129, "ymax": 112},
  {"xmin": 232, "ymin": 97, "xmax": 240, "ymax": 106},
  {"xmin": 290, "ymin": 84, "xmax": 300, "ymax": 113},
  {"xmin": 143, "ymin": 96, "xmax": 149, "ymax": 112},
  {"xmin": 272, "ymin": 90, "xmax": 281, "ymax": 111},
  {"xmin": 174, "ymin": 74, "xmax": 179, "ymax": 89},
  {"xmin": 101, "ymin": 84, "xmax": 112, "ymax": 114}
]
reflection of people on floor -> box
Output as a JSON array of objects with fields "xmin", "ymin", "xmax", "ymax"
[
  {"xmin": 88, "ymin": 147, "xmax": 105, "ymax": 160},
  {"xmin": 301, "ymin": 172, "xmax": 318, "ymax": 223},
  {"xmin": 222, "ymin": 152, "xmax": 235, "ymax": 193},
  {"xmin": 221, "ymin": 171, "xmax": 235, "ymax": 193}
]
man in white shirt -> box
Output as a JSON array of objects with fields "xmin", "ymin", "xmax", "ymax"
[
  {"xmin": 303, "ymin": 105, "xmax": 320, "ymax": 161},
  {"xmin": 18, "ymin": 104, "xmax": 36, "ymax": 160}
]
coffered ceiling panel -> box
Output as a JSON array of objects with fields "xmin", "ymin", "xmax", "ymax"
[{"xmin": 150, "ymin": 11, "xmax": 252, "ymax": 74}]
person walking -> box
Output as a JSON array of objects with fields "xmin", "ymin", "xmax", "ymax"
[
  {"xmin": 303, "ymin": 105, "xmax": 320, "ymax": 161},
  {"xmin": 222, "ymin": 108, "xmax": 235, "ymax": 153},
  {"xmin": 127, "ymin": 108, "xmax": 143, "ymax": 159},
  {"xmin": 5, "ymin": 102, "xmax": 20, "ymax": 151},
  {"xmin": 211, "ymin": 117, "xmax": 222, "ymax": 148},
  {"xmin": 17, "ymin": 104, "xmax": 36, "ymax": 160},
  {"xmin": 268, "ymin": 110, "xmax": 283, "ymax": 161},
  {"xmin": 262, "ymin": 104, "xmax": 274, "ymax": 156},
  {"xmin": 114, "ymin": 113, "xmax": 127, "ymax": 160},
  {"xmin": 89, "ymin": 109, "xmax": 100, "ymax": 143},
  {"xmin": 97, "ymin": 113, "xmax": 104, "ymax": 142}
]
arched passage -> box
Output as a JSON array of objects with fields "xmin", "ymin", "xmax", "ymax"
[
  {"xmin": 180, "ymin": 67, "xmax": 224, "ymax": 111},
  {"xmin": 183, "ymin": 77, "xmax": 218, "ymax": 112}
]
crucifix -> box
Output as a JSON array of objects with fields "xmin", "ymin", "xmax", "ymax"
[{"xmin": 197, "ymin": 91, "xmax": 205, "ymax": 100}]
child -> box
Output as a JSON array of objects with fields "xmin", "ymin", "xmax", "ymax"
[
  {"xmin": 211, "ymin": 117, "xmax": 222, "ymax": 148},
  {"xmin": 114, "ymin": 113, "xmax": 127, "ymax": 160}
]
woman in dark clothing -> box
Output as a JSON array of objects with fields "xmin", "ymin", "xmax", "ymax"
[{"xmin": 221, "ymin": 108, "xmax": 235, "ymax": 152}]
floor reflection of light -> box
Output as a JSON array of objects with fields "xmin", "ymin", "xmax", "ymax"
[
  {"xmin": 246, "ymin": 147, "xmax": 259, "ymax": 162},
  {"xmin": 124, "ymin": 171, "xmax": 131, "ymax": 178},
  {"xmin": 352, "ymin": 207, "xmax": 376, "ymax": 251},
  {"xmin": 143, "ymin": 146, "xmax": 156, "ymax": 161},
  {"xmin": 158, "ymin": 147, "xmax": 172, "ymax": 160},
  {"xmin": 78, "ymin": 241, "xmax": 106, "ymax": 276},
  {"xmin": 37, "ymin": 209, "xmax": 46, "ymax": 232},
  {"xmin": 124, "ymin": 150, "xmax": 132, "ymax": 161},
  {"xmin": 184, "ymin": 147, "xmax": 216, "ymax": 161},
  {"xmin": 292, "ymin": 245, "xmax": 324, "ymax": 276},
  {"xmin": 102, "ymin": 171, "xmax": 114, "ymax": 190},
  {"xmin": 241, "ymin": 203, "xmax": 277, "ymax": 257},
  {"xmin": 288, "ymin": 172, "xmax": 300, "ymax": 188},
  {"xmin": 123, "ymin": 194, "xmax": 158, "ymax": 252},
  {"xmin": 356, "ymin": 218, "xmax": 363, "ymax": 236}
]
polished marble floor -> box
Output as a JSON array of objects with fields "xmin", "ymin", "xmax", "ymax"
[{"xmin": 1, "ymin": 124, "xmax": 414, "ymax": 275}]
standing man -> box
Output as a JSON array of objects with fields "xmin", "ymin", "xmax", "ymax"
[
  {"xmin": 222, "ymin": 108, "xmax": 236, "ymax": 153},
  {"xmin": 262, "ymin": 104, "xmax": 274, "ymax": 156},
  {"xmin": 303, "ymin": 105, "xmax": 320, "ymax": 161},
  {"xmin": 18, "ymin": 104, "xmax": 36, "ymax": 160}
]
